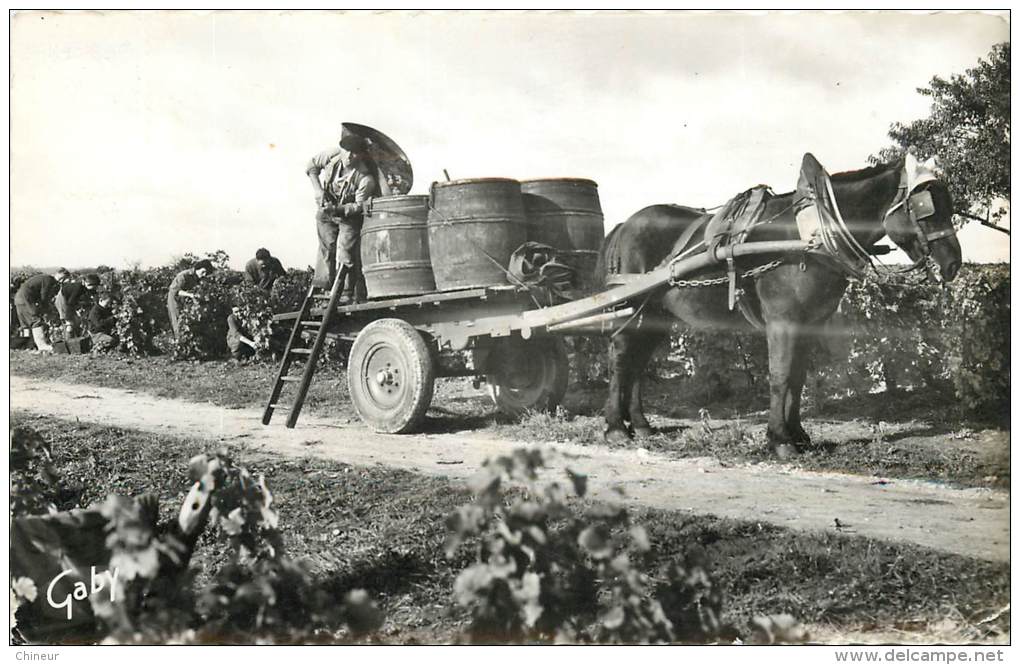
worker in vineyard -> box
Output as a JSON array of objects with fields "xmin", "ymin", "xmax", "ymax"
[
  {"xmin": 56, "ymin": 273, "xmax": 100, "ymax": 337},
  {"xmin": 87, "ymin": 293, "xmax": 119, "ymax": 351},
  {"xmin": 244, "ymin": 248, "xmax": 286, "ymax": 291},
  {"xmin": 167, "ymin": 259, "xmax": 215, "ymax": 339},
  {"xmin": 14, "ymin": 268, "xmax": 70, "ymax": 353},
  {"xmin": 226, "ymin": 306, "xmax": 259, "ymax": 362},
  {"xmin": 305, "ymin": 127, "xmax": 380, "ymax": 302}
]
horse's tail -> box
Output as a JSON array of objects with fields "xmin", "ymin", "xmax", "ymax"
[{"xmin": 594, "ymin": 223, "xmax": 624, "ymax": 290}]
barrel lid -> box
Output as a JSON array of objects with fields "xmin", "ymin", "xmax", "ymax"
[
  {"xmin": 521, "ymin": 177, "xmax": 599, "ymax": 187},
  {"xmin": 432, "ymin": 177, "xmax": 521, "ymax": 187}
]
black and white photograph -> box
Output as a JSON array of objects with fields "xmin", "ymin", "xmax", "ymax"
[{"xmin": 7, "ymin": 8, "xmax": 1011, "ymax": 656}]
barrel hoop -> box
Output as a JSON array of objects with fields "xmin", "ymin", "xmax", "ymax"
[
  {"xmin": 369, "ymin": 209, "xmax": 429, "ymax": 217},
  {"xmin": 526, "ymin": 210, "xmax": 605, "ymax": 218},
  {"xmin": 363, "ymin": 261, "xmax": 434, "ymax": 273},
  {"xmin": 428, "ymin": 215, "xmax": 526, "ymax": 225},
  {"xmin": 361, "ymin": 222, "xmax": 430, "ymax": 234},
  {"xmin": 372, "ymin": 197, "xmax": 430, "ymax": 204},
  {"xmin": 370, "ymin": 202, "xmax": 429, "ymax": 210},
  {"xmin": 367, "ymin": 208, "xmax": 429, "ymax": 219},
  {"xmin": 521, "ymin": 178, "xmax": 598, "ymax": 187}
]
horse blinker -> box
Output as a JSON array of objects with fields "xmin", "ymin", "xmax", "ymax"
[{"xmin": 908, "ymin": 190, "xmax": 935, "ymax": 222}]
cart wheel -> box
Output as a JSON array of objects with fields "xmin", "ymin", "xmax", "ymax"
[
  {"xmin": 486, "ymin": 337, "xmax": 569, "ymax": 416},
  {"xmin": 348, "ymin": 319, "xmax": 435, "ymax": 433}
]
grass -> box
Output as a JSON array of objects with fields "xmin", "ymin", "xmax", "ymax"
[
  {"xmin": 11, "ymin": 412, "xmax": 1011, "ymax": 644},
  {"xmin": 503, "ymin": 408, "xmax": 1010, "ymax": 490},
  {"xmin": 10, "ymin": 350, "xmax": 1010, "ymax": 489}
]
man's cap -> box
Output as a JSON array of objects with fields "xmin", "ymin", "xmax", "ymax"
[
  {"xmin": 339, "ymin": 124, "xmax": 368, "ymax": 152},
  {"xmin": 255, "ymin": 248, "xmax": 271, "ymax": 261},
  {"xmin": 84, "ymin": 273, "xmax": 100, "ymax": 286},
  {"xmin": 194, "ymin": 259, "xmax": 215, "ymax": 273}
]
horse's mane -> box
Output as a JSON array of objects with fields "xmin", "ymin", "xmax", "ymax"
[
  {"xmin": 829, "ymin": 158, "xmax": 904, "ymax": 182},
  {"xmin": 774, "ymin": 158, "xmax": 903, "ymax": 197}
]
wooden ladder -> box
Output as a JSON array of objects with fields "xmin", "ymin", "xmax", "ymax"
[{"xmin": 261, "ymin": 265, "xmax": 348, "ymax": 428}]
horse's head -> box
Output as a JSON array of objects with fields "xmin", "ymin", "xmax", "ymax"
[{"xmin": 881, "ymin": 156, "xmax": 962, "ymax": 282}]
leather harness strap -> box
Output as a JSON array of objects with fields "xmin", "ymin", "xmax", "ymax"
[
  {"xmin": 704, "ymin": 186, "xmax": 773, "ymax": 311},
  {"xmin": 672, "ymin": 215, "xmax": 709, "ymax": 259}
]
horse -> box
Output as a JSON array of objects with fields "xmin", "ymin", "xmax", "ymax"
[{"xmin": 597, "ymin": 155, "xmax": 962, "ymax": 458}]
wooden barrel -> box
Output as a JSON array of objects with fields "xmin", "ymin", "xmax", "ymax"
[
  {"xmin": 428, "ymin": 178, "xmax": 527, "ymax": 291},
  {"xmin": 521, "ymin": 178, "xmax": 604, "ymax": 251},
  {"xmin": 361, "ymin": 195, "xmax": 436, "ymax": 299}
]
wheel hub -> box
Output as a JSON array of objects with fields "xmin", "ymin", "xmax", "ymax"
[
  {"xmin": 375, "ymin": 368, "xmax": 398, "ymax": 387},
  {"xmin": 364, "ymin": 347, "xmax": 404, "ymax": 406}
]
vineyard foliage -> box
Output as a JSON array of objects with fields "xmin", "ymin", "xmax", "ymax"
[
  {"xmin": 816, "ymin": 264, "xmax": 1008, "ymax": 414},
  {"xmin": 10, "ymin": 252, "xmax": 317, "ymax": 361},
  {"xmin": 11, "ymin": 428, "xmax": 751, "ymax": 645},
  {"xmin": 10, "ymin": 425, "xmax": 63, "ymax": 517},
  {"xmin": 9, "ymin": 257, "xmax": 1009, "ymax": 412},
  {"xmin": 10, "ymin": 428, "xmax": 383, "ymax": 644},
  {"xmin": 445, "ymin": 448, "xmax": 727, "ymax": 644}
]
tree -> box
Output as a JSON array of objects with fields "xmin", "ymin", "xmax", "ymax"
[{"xmin": 873, "ymin": 42, "xmax": 1009, "ymax": 231}]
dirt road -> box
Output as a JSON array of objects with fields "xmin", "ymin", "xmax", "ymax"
[{"xmin": 11, "ymin": 375, "xmax": 1009, "ymax": 562}]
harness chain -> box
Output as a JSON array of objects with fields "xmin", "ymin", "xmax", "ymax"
[
  {"xmin": 669, "ymin": 259, "xmax": 785, "ymax": 288},
  {"xmin": 667, "ymin": 196, "xmax": 796, "ymax": 289}
]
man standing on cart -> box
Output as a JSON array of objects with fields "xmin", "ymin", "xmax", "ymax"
[{"xmin": 306, "ymin": 126, "xmax": 381, "ymax": 302}]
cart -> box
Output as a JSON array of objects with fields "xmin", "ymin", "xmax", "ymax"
[{"xmin": 263, "ymin": 240, "xmax": 809, "ymax": 433}]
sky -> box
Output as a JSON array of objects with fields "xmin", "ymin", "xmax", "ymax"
[{"xmin": 9, "ymin": 10, "xmax": 1010, "ymax": 271}]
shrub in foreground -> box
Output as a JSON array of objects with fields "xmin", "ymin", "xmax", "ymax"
[
  {"xmin": 10, "ymin": 429, "xmax": 382, "ymax": 645},
  {"xmin": 445, "ymin": 448, "xmax": 729, "ymax": 644}
]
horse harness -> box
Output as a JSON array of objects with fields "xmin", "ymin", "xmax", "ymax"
[
  {"xmin": 882, "ymin": 170, "xmax": 957, "ymax": 254},
  {"xmin": 664, "ymin": 185, "xmax": 788, "ymax": 330},
  {"xmin": 803, "ymin": 154, "xmax": 957, "ymax": 281},
  {"xmin": 663, "ymin": 154, "xmax": 958, "ymax": 330}
]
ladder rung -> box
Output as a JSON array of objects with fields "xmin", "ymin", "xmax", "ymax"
[{"xmin": 265, "ymin": 267, "xmax": 348, "ymax": 430}]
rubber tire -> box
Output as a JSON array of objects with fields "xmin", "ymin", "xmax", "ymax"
[
  {"xmin": 486, "ymin": 337, "xmax": 569, "ymax": 417},
  {"xmin": 348, "ymin": 318, "xmax": 435, "ymax": 433}
]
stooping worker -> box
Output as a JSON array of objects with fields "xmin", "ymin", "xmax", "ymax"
[
  {"xmin": 225, "ymin": 306, "xmax": 259, "ymax": 362},
  {"xmin": 167, "ymin": 259, "xmax": 215, "ymax": 339},
  {"xmin": 14, "ymin": 268, "xmax": 70, "ymax": 353},
  {"xmin": 87, "ymin": 293, "xmax": 119, "ymax": 351},
  {"xmin": 305, "ymin": 127, "xmax": 380, "ymax": 302},
  {"xmin": 56, "ymin": 273, "xmax": 100, "ymax": 337},
  {"xmin": 243, "ymin": 248, "xmax": 287, "ymax": 291}
]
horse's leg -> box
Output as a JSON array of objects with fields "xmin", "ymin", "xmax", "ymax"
[
  {"xmin": 785, "ymin": 333, "xmax": 812, "ymax": 445},
  {"xmin": 765, "ymin": 320, "xmax": 802, "ymax": 458},
  {"xmin": 604, "ymin": 333, "xmax": 634, "ymax": 444},
  {"xmin": 627, "ymin": 332, "xmax": 668, "ymax": 438}
]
